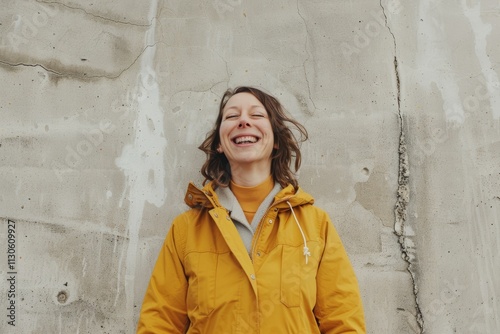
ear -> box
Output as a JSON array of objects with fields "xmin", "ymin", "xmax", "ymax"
[
  {"xmin": 216, "ymin": 146, "xmax": 223, "ymax": 153},
  {"xmin": 273, "ymin": 143, "xmax": 279, "ymax": 149}
]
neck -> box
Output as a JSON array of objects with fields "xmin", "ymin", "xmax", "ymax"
[{"xmin": 229, "ymin": 162, "xmax": 272, "ymax": 187}]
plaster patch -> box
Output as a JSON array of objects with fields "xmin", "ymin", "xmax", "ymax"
[
  {"xmin": 461, "ymin": 1, "xmax": 500, "ymax": 120},
  {"xmin": 114, "ymin": 0, "xmax": 167, "ymax": 328},
  {"xmin": 416, "ymin": 1, "xmax": 465, "ymax": 125}
]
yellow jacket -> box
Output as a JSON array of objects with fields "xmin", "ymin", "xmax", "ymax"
[{"xmin": 137, "ymin": 182, "xmax": 365, "ymax": 333}]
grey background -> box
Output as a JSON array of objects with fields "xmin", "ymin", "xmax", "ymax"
[{"xmin": 1, "ymin": 0, "xmax": 499, "ymax": 333}]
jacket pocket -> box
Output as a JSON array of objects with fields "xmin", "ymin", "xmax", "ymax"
[
  {"xmin": 280, "ymin": 245, "xmax": 302, "ymax": 308},
  {"xmin": 185, "ymin": 252, "xmax": 217, "ymax": 316}
]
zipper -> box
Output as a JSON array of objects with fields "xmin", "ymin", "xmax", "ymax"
[{"xmin": 250, "ymin": 196, "xmax": 294, "ymax": 259}]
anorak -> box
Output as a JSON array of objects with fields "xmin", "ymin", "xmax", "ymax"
[{"xmin": 137, "ymin": 182, "xmax": 365, "ymax": 333}]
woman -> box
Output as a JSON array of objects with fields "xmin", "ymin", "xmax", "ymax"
[{"xmin": 137, "ymin": 86, "xmax": 366, "ymax": 333}]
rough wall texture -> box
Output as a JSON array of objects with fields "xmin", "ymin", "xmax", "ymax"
[{"xmin": 1, "ymin": 0, "xmax": 499, "ymax": 333}]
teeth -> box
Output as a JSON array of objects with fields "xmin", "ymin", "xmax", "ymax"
[{"xmin": 235, "ymin": 136, "xmax": 257, "ymax": 144}]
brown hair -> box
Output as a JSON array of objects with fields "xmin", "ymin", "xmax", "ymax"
[{"xmin": 198, "ymin": 86, "xmax": 308, "ymax": 189}]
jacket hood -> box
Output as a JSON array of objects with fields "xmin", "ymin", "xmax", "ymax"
[{"xmin": 184, "ymin": 181, "xmax": 315, "ymax": 210}]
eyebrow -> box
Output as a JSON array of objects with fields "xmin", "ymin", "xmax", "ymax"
[{"xmin": 224, "ymin": 105, "xmax": 264, "ymax": 111}]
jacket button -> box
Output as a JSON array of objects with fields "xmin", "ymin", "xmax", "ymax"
[
  {"xmin": 214, "ymin": 213, "xmax": 218, "ymax": 218},
  {"xmin": 250, "ymin": 274, "xmax": 255, "ymax": 280},
  {"xmin": 256, "ymin": 251, "xmax": 261, "ymax": 257},
  {"xmin": 187, "ymin": 194, "xmax": 193, "ymax": 200},
  {"xmin": 268, "ymin": 219, "xmax": 273, "ymax": 224}
]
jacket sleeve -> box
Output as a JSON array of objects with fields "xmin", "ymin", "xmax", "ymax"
[
  {"xmin": 137, "ymin": 217, "xmax": 190, "ymax": 333},
  {"xmin": 314, "ymin": 213, "xmax": 366, "ymax": 334}
]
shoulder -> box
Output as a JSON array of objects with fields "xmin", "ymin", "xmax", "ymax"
[
  {"xmin": 167, "ymin": 207, "xmax": 218, "ymax": 257},
  {"xmin": 295, "ymin": 187, "xmax": 343, "ymax": 239},
  {"xmin": 288, "ymin": 186, "xmax": 329, "ymax": 219},
  {"xmin": 171, "ymin": 207, "xmax": 209, "ymax": 230},
  {"xmin": 292, "ymin": 203, "xmax": 331, "ymax": 233}
]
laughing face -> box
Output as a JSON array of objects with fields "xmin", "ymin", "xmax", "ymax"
[{"xmin": 218, "ymin": 92, "xmax": 275, "ymax": 173}]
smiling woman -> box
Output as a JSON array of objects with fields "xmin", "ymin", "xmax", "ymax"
[
  {"xmin": 216, "ymin": 92, "xmax": 276, "ymax": 186},
  {"xmin": 137, "ymin": 86, "xmax": 366, "ymax": 334},
  {"xmin": 199, "ymin": 86, "xmax": 309, "ymax": 190}
]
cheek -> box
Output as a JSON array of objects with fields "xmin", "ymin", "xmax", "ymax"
[
  {"xmin": 265, "ymin": 125, "xmax": 275, "ymax": 140},
  {"xmin": 218, "ymin": 125, "xmax": 232, "ymax": 147},
  {"xmin": 219, "ymin": 124, "xmax": 229, "ymax": 138}
]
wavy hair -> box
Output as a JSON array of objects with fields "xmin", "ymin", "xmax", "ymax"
[{"xmin": 198, "ymin": 86, "xmax": 308, "ymax": 189}]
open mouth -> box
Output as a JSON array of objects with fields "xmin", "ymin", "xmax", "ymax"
[{"xmin": 233, "ymin": 135, "xmax": 259, "ymax": 144}]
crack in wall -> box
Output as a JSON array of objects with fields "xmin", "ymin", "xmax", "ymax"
[
  {"xmin": 296, "ymin": 0, "xmax": 317, "ymax": 114},
  {"xmin": 174, "ymin": 82, "xmax": 226, "ymax": 98},
  {"xmin": 211, "ymin": 49, "xmax": 231, "ymax": 89},
  {"xmin": 36, "ymin": 0, "xmax": 153, "ymax": 27},
  {"xmin": 0, "ymin": 43, "xmax": 158, "ymax": 81},
  {"xmin": 379, "ymin": 1, "xmax": 425, "ymax": 332}
]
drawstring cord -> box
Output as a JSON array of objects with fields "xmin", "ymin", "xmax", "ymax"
[{"xmin": 286, "ymin": 201, "xmax": 311, "ymax": 264}]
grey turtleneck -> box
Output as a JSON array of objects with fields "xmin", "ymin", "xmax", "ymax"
[{"xmin": 215, "ymin": 182, "xmax": 282, "ymax": 257}]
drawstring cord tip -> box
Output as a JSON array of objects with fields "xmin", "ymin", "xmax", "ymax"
[
  {"xmin": 303, "ymin": 246, "xmax": 310, "ymax": 264},
  {"xmin": 287, "ymin": 200, "xmax": 311, "ymax": 265}
]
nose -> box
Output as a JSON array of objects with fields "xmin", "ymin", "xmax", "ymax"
[{"xmin": 238, "ymin": 119, "xmax": 251, "ymax": 128}]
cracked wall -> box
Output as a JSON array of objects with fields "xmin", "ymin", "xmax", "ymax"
[{"xmin": 1, "ymin": 0, "xmax": 499, "ymax": 333}]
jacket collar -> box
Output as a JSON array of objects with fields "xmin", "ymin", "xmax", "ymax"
[
  {"xmin": 216, "ymin": 181, "xmax": 283, "ymax": 228},
  {"xmin": 184, "ymin": 181, "xmax": 315, "ymax": 210},
  {"xmin": 184, "ymin": 182, "xmax": 220, "ymax": 209}
]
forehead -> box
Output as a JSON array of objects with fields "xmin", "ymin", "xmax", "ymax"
[{"xmin": 223, "ymin": 92, "xmax": 265, "ymax": 112}]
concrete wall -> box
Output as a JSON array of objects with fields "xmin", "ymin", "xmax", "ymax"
[{"xmin": 1, "ymin": 0, "xmax": 499, "ymax": 333}]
